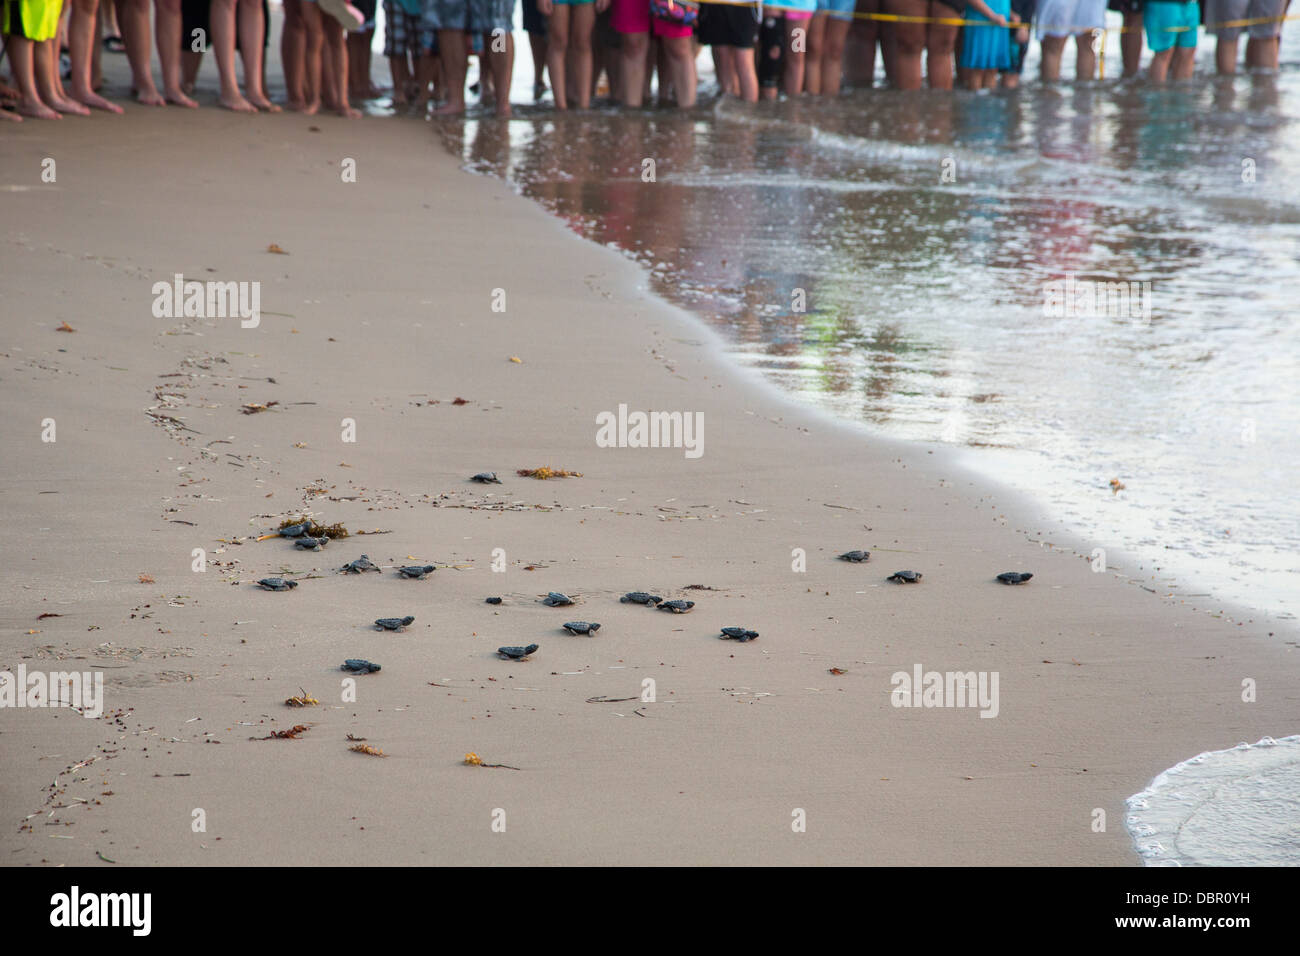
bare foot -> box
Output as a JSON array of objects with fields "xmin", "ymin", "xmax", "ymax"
[
  {"xmin": 0, "ymin": 107, "xmax": 22, "ymax": 122},
  {"xmin": 164, "ymin": 87, "xmax": 199, "ymax": 108},
  {"xmin": 19, "ymin": 99, "xmax": 61, "ymax": 119},
  {"xmin": 337, "ymin": 104, "xmax": 361, "ymax": 118},
  {"xmin": 495, "ymin": 103, "xmax": 512, "ymax": 118},
  {"xmin": 134, "ymin": 87, "xmax": 166, "ymax": 106},
  {"xmin": 248, "ymin": 94, "xmax": 281, "ymax": 113},
  {"xmin": 431, "ymin": 100, "xmax": 465, "ymax": 116},
  {"xmin": 284, "ymin": 98, "xmax": 307, "ymax": 111},
  {"xmin": 73, "ymin": 89, "xmax": 125, "ymax": 113},
  {"xmin": 52, "ymin": 95, "xmax": 92, "ymax": 116},
  {"xmin": 302, "ymin": 100, "xmax": 320, "ymax": 115},
  {"xmin": 219, "ymin": 92, "xmax": 258, "ymax": 113}
]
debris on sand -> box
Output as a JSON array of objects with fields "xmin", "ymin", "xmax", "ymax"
[
  {"xmin": 252, "ymin": 724, "xmax": 311, "ymax": 740},
  {"xmin": 138, "ymin": 574, "xmax": 155, "ymax": 584},
  {"xmin": 56, "ymin": 322, "xmax": 76, "ymax": 332},
  {"xmin": 257, "ymin": 517, "xmax": 349, "ymax": 541},
  {"xmin": 516, "ymin": 467, "xmax": 582, "ymax": 479},
  {"xmin": 284, "ymin": 688, "xmax": 319, "ymax": 707},
  {"xmin": 829, "ymin": 668, "xmax": 847, "ymax": 676},
  {"xmin": 1110, "ymin": 478, "xmax": 1126, "ymax": 494},
  {"xmin": 267, "ymin": 243, "xmax": 289, "ymax": 254},
  {"xmin": 240, "ymin": 401, "xmax": 279, "ymax": 415},
  {"xmin": 464, "ymin": 752, "xmax": 521, "ymax": 770},
  {"xmin": 349, "ymin": 744, "xmax": 386, "ymax": 757}
]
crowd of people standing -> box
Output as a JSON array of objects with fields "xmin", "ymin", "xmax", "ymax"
[{"xmin": 1, "ymin": 0, "xmax": 1290, "ymax": 121}]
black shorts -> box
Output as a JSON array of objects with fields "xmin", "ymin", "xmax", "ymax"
[
  {"xmin": 758, "ymin": 14, "xmax": 783, "ymax": 86},
  {"xmin": 2, "ymin": 0, "xmax": 32, "ymax": 39},
  {"xmin": 180, "ymin": 0, "xmax": 269, "ymax": 50},
  {"xmin": 521, "ymin": 0, "xmax": 546, "ymax": 34},
  {"xmin": 354, "ymin": 0, "xmax": 377, "ymax": 23},
  {"xmin": 1106, "ymin": 0, "xmax": 1142, "ymax": 12},
  {"xmin": 698, "ymin": 3, "xmax": 761, "ymax": 48}
]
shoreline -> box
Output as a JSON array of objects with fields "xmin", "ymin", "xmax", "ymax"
[{"xmin": 3, "ymin": 86, "xmax": 1299, "ymax": 866}]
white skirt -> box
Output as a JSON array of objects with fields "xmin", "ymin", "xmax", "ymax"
[{"xmin": 1036, "ymin": 0, "xmax": 1107, "ymax": 37}]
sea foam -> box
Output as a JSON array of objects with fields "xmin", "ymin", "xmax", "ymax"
[{"xmin": 1126, "ymin": 735, "xmax": 1300, "ymax": 866}]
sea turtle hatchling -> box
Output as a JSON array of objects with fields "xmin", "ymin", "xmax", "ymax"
[
  {"xmin": 294, "ymin": 536, "xmax": 328, "ymax": 551},
  {"xmin": 340, "ymin": 555, "xmax": 379, "ymax": 574},
  {"xmin": 720, "ymin": 627, "xmax": 759, "ymax": 642},
  {"xmin": 657, "ymin": 600, "xmax": 695, "ymax": 613},
  {"xmin": 621, "ymin": 592, "xmax": 663, "ymax": 606},
  {"xmin": 562, "ymin": 621, "xmax": 601, "ymax": 636},
  {"xmin": 543, "ymin": 592, "xmax": 574, "ymax": 607},
  {"xmin": 470, "ymin": 472, "xmax": 503, "ymax": 484},
  {"xmin": 498, "ymin": 644, "xmax": 539, "ymax": 660},
  {"xmin": 341, "ymin": 659, "xmax": 381, "ymax": 673},
  {"xmin": 374, "ymin": 616, "xmax": 415, "ymax": 631},
  {"xmin": 996, "ymin": 572, "xmax": 1033, "ymax": 585},
  {"xmin": 887, "ymin": 570, "xmax": 923, "ymax": 584},
  {"xmin": 276, "ymin": 521, "xmax": 313, "ymax": 538},
  {"xmin": 838, "ymin": 550, "xmax": 871, "ymax": 563},
  {"xmin": 485, "ymin": 597, "xmax": 503, "ymax": 605},
  {"xmin": 397, "ymin": 565, "xmax": 436, "ymax": 579},
  {"xmin": 257, "ymin": 577, "xmax": 298, "ymax": 591}
]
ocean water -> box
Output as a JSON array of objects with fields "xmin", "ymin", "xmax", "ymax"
[
  {"xmin": 435, "ymin": 26, "xmax": 1300, "ymax": 863},
  {"xmin": 1126, "ymin": 736, "xmax": 1300, "ymax": 866}
]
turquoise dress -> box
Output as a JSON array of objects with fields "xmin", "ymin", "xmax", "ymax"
[{"xmin": 959, "ymin": 0, "xmax": 1013, "ymax": 70}]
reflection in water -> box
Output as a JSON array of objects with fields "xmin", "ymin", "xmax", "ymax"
[{"xmin": 436, "ymin": 65, "xmax": 1300, "ymax": 622}]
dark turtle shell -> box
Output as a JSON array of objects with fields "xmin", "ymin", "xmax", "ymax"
[
  {"xmin": 720, "ymin": 627, "xmax": 759, "ymax": 642},
  {"xmin": 543, "ymin": 592, "xmax": 574, "ymax": 606},
  {"xmin": 838, "ymin": 550, "xmax": 870, "ymax": 563},
  {"xmin": 277, "ymin": 521, "xmax": 313, "ymax": 538},
  {"xmin": 658, "ymin": 600, "xmax": 695, "ymax": 613},
  {"xmin": 294, "ymin": 536, "xmax": 328, "ymax": 550},
  {"xmin": 340, "ymin": 555, "xmax": 379, "ymax": 573},
  {"xmin": 374, "ymin": 616, "xmax": 415, "ymax": 630},
  {"xmin": 621, "ymin": 592, "xmax": 663, "ymax": 605},
  {"xmin": 996, "ymin": 572, "xmax": 1033, "ymax": 585},
  {"xmin": 562, "ymin": 622, "xmax": 601, "ymax": 635},
  {"xmin": 471, "ymin": 472, "xmax": 502, "ymax": 484},
  {"xmin": 887, "ymin": 571, "xmax": 922, "ymax": 583},
  {"xmin": 485, "ymin": 596, "xmax": 503, "ymax": 605},
  {"xmin": 257, "ymin": 577, "xmax": 298, "ymax": 591},
  {"xmin": 341, "ymin": 659, "xmax": 381, "ymax": 673},
  {"xmin": 498, "ymin": 644, "xmax": 539, "ymax": 660},
  {"xmin": 397, "ymin": 565, "xmax": 436, "ymax": 579}
]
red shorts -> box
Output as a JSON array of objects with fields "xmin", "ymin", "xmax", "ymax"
[{"xmin": 610, "ymin": 0, "xmax": 695, "ymax": 37}]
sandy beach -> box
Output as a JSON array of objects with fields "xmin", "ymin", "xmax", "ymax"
[{"xmin": 3, "ymin": 46, "xmax": 1299, "ymax": 867}]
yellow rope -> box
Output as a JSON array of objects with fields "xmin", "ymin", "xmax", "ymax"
[{"xmin": 686, "ymin": 0, "xmax": 1298, "ymax": 34}]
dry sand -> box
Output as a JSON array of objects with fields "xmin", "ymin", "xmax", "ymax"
[{"xmin": 2, "ymin": 50, "xmax": 1298, "ymax": 866}]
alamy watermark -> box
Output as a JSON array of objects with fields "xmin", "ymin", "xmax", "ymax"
[
  {"xmin": 890, "ymin": 663, "xmax": 999, "ymax": 718},
  {"xmin": 1, "ymin": 666, "xmax": 104, "ymax": 718},
  {"xmin": 152, "ymin": 274, "xmax": 260, "ymax": 328},
  {"xmin": 1042, "ymin": 273, "xmax": 1151, "ymax": 322},
  {"xmin": 595, "ymin": 404, "xmax": 704, "ymax": 459}
]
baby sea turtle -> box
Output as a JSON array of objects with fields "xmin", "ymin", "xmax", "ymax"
[
  {"xmin": 340, "ymin": 555, "xmax": 379, "ymax": 574},
  {"xmin": 397, "ymin": 565, "xmax": 436, "ymax": 579},
  {"xmin": 341, "ymin": 659, "xmax": 381, "ymax": 673},
  {"xmin": 470, "ymin": 472, "xmax": 502, "ymax": 484},
  {"xmin": 658, "ymin": 600, "xmax": 695, "ymax": 613},
  {"xmin": 543, "ymin": 592, "xmax": 574, "ymax": 606},
  {"xmin": 374, "ymin": 616, "xmax": 415, "ymax": 631},
  {"xmin": 276, "ymin": 520, "xmax": 313, "ymax": 538},
  {"xmin": 485, "ymin": 596, "xmax": 503, "ymax": 605},
  {"xmin": 720, "ymin": 627, "xmax": 759, "ymax": 642},
  {"xmin": 838, "ymin": 550, "xmax": 871, "ymax": 563},
  {"xmin": 562, "ymin": 621, "xmax": 601, "ymax": 636},
  {"xmin": 498, "ymin": 644, "xmax": 539, "ymax": 661},
  {"xmin": 887, "ymin": 570, "xmax": 923, "ymax": 583},
  {"xmin": 294, "ymin": 536, "xmax": 328, "ymax": 551},
  {"xmin": 996, "ymin": 571, "xmax": 1034, "ymax": 585},
  {"xmin": 257, "ymin": 577, "xmax": 298, "ymax": 591},
  {"xmin": 621, "ymin": 592, "xmax": 663, "ymax": 606}
]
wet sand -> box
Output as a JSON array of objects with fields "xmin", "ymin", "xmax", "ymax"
[{"xmin": 3, "ymin": 53, "xmax": 1299, "ymax": 867}]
